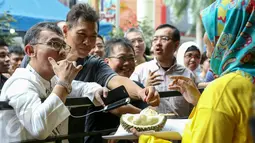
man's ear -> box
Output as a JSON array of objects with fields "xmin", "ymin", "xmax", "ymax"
[
  {"xmin": 174, "ymin": 41, "xmax": 180, "ymax": 51},
  {"xmin": 24, "ymin": 45, "xmax": 36, "ymax": 57},
  {"xmin": 63, "ymin": 24, "xmax": 68, "ymax": 39},
  {"xmin": 104, "ymin": 58, "xmax": 109, "ymax": 64}
]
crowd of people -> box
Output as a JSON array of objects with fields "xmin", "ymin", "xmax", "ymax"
[{"xmin": 0, "ymin": 0, "xmax": 254, "ymax": 143}]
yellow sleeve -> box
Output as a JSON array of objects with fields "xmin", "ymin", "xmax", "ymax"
[
  {"xmin": 188, "ymin": 108, "xmax": 234, "ymax": 143},
  {"xmin": 139, "ymin": 135, "xmax": 172, "ymax": 143},
  {"xmin": 188, "ymin": 106, "xmax": 196, "ymax": 118}
]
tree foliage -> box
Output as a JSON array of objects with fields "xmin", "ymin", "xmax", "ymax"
[
  {"xmin": 163, "ymin": 0, "xmax": 215, "ymax": 20},
  {"xmin": 0, "ymin": 12, "xmax": 17, "ymax": 45}
]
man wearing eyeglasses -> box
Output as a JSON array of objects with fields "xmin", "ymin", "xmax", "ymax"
[
  {"xmin": 20, "ymin": 4, "xmax": 160, "ymax": 143},
  {"xmin": 130, "ymin": 24, "xmax": 195, "ymax": 118},
  {"xmin": 86, "ymin": 38, "xmax": 148, "ymax": 143},
  {"xmin": 0, "ymin": 22, "xmax": 108, "ymax": 142}
]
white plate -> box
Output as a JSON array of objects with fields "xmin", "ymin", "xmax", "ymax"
[{"xmin": 102, "ymin": 119, "xmax": 190, "ymax": 140}]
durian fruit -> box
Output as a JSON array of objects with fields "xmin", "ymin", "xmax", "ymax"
[{"xmin": 120, "ymin": 108, "xmax": 167, "ymax": 132}]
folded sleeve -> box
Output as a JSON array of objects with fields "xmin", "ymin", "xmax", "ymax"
[{"xmin": 6, "ymin": 79, "xmax": 70, "ymax": 140}]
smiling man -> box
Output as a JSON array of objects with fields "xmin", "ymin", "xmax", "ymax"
[
  {"xmin": 19, "ymin": 4, "xmax": 160, "ymax": 143},
  {"xmin": 61, "ymin": 4, "xmax": 160, "ymax": 143},
  {"xmin": 0, "ymin": 22, "xmax": 108, "ymax": 142}
]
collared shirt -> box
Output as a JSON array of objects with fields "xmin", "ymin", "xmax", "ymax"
[
  {"xmin": 0, "ymin": 64, "xmax": 102, "ymax": 143},
  {"xmin": 130, "ymin": 58, "xmax": 195, "ymax": 117}
]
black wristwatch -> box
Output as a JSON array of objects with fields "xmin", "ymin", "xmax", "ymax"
[{"xmin": 57, "ymin": 80, "xmax": 72, "ymax": 94}]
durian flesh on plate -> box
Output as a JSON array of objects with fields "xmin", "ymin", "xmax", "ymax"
[{"xmin": 120, "ymin": 108, "xmax": 167, "ymax": 132}]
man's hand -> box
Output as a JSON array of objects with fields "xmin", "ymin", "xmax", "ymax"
[
  {"xmin": 94, "ymin": 87, "xmax": 109, "ymax": 106},
  {"xmin": 139, "ymin": 86, "xmax": 160, "ymax": 106},
  {"xmin": 48, "ymin": 57, "xmax": 83, "ymax": 84},
  {"xmin": 168, "ymin": 76, "xmax": 201, "ymax": 106},
  {"xmin": 145, "ymin": 70, "xmax": 163, "ymax": 87}
]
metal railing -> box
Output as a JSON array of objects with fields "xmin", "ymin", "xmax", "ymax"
[{"xmin": 0, "ymin": 89, "xmax": 204, "ymax": 142}]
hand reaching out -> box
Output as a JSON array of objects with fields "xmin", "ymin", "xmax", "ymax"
[
  {"xmin": 94, "ymin": 87, "xmax": 109, "ymax": 106},
  {"xmin": 168, "ymin": 76, "xmax": 201, "ymax": 106},
  {"xmin": 138, "ymin": 86, "xmax": 160, "ymax": 106},
  {"xmin": 145, "ymin": 70, "xmax": 163, "ymax": 87}
]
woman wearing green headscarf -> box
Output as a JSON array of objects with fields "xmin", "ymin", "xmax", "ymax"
[
  {"xmin": 169, "ymin": 0, "xmax": 255, "ymax": 142},
  {"xmin": 132, "ymin": 0, "xmax": 255, "ymax": 143}
]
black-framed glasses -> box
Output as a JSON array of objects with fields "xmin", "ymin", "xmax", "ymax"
[
  {"xmin": 184, "ymin": 53, "xmax": 201, "ymax": 59},
  {"xmin": 31, "ymin": 40, "xmax": 71, "ymax": 52},
  {"xmin": 152, "ymin": 36, "xmax": 172, "ymax": 43},
  {"xmin": 108, "ymin": 56, "xmax": 135, "ymax": 62}
]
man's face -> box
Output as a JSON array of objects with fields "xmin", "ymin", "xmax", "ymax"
[
  {"xmin": 0, "ymin": 46, "xmax": 10, "ymax": 73},
  {"xmin": 9, "ymin": 53, "xmax": 24, "ymax": 73},
  {"xmin": 66, "ymin": 18, "xmax": 98, "ymax": 58},
  {"xmin": 152, "ymin": 28, "xmax": 178, "ymax": 61},
  {"xmin": 106, "ymin": 45, "xmax": 135, "ymax": 77},
  {"xmin": 126, "ymin": 32, "xmax": 145, "ymax": 57},
  {"xmin": 89, "ymin": 37, "xmax": 105, "ymax": 58},
  {"xmin": 31, "ymin": 30, "xmax": 68, "ymax": 76}
]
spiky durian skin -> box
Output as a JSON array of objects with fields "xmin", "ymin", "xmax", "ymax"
[{"xmin": 120, "ymin": 115, "xmax": 167, "ymax": 132}]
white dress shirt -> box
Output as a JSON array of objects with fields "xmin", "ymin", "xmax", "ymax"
[{"xmin": 0, "ymin": 64, "xmax": 102, "ymax": 143}]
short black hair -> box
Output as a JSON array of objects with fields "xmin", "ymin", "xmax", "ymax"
[
  {"xmin": 0, "ymin": 39, "xmax": 8, "ymax": 47},
  {"xmin": 97, "ymin": 35, "xmax": 104, "ymax": 43},
  {"xmin": 66, "ymin": 3, "xmax": 99, "ymax": 29},
  {"xmin": 155, "ymin": 24, "xmax": 180, "ymax": 41},
  {"xmin": 24, "ymin": 22, "xmax": 63, "ymax": 45},
  {"xmin": 104, "ymin": 38, "xmax": 134, "ymax": 58},
  {"xmin": 8, "ymin": 45, "xmax": 25, "ymax": 55},
  {"xmin": 200, "ymin": 51, "xmax": 208, "ymax": 64}
]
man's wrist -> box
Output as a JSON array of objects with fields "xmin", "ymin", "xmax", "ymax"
[{"xmin": 56, "ymin": 80, "xmax": 72, "ymax": 94}]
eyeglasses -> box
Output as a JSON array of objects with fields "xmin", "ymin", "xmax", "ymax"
[
  {"xmin": 31, "ymin": 40, "xmax": 71, "ymax": 52},
  {"xmin": 152, "ymin": 36, "xmax": 172, "ymax": 43},
  {"xmin": 184, "ymin": 53, "xmax": 201, "ymax": 59},
  {"xmin": 108, "ymin": 56, "xmax": 135, "ymax": 62}
]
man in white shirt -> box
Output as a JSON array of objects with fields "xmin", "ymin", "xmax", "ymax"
[
  {"xmin": 130, "ymin": 24, "xmax": 195, "ymax": 117},
  {"xmin": 0, "ymin": 22, "xmax": 106, "ymax": 142}
]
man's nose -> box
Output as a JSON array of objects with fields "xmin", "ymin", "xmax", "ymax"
[
  {"xmin": 94, "ymin": 47, "xmax": 100, "ymax": 52},
  {"xmin": 18, "ymin": 60, "xmax": 22, "ymax": 65},
  {"xmin": 5, "ymin": 55, "xmax": 10, "ymax": 62},
  {"xmin": 154, "ymin": 39, "xmax": 162, "ymax": 46},
  {"xmin": 134, "ymin": 40, "xmax": 140, "ymax": 46},
  {"xmin": 190, "ymin": 57, "xmax": 196, "ymax": 61}
]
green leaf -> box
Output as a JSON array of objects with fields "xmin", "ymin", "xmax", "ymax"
[{"xmin": 0, "ymin": 11, "xmax": 17, "ymax": 45}]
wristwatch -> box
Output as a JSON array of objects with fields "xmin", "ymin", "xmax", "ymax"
[{"xmin": 57, "ymin": 80, "xmax": 72, "ymax": 94}]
